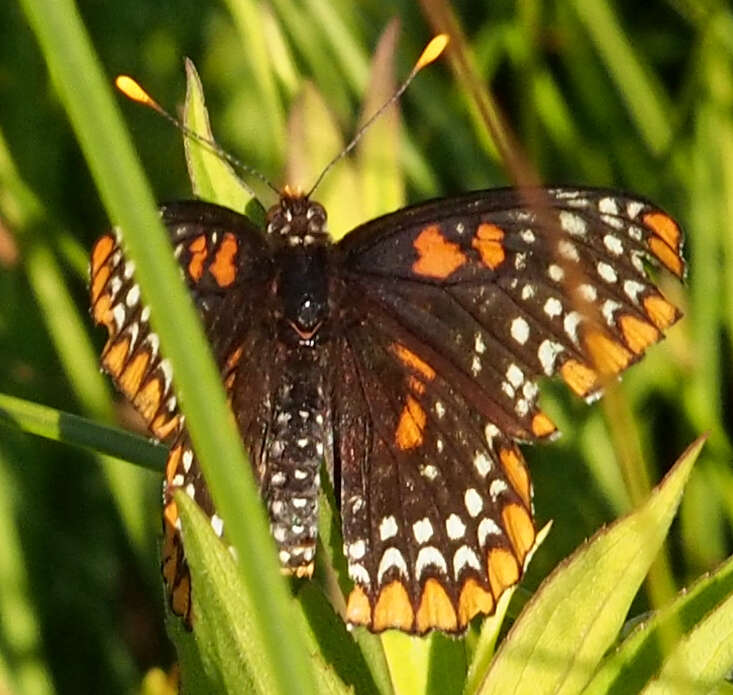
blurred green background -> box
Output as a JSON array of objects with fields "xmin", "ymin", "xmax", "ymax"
[{"xmin": 0, "ymin": 1, "xmax": 731, "ymax": 693}]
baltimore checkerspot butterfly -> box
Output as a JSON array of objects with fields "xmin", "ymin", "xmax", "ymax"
[{"xmin": 89, "ymin": 36, "xmax": 684, "ymax": 634}]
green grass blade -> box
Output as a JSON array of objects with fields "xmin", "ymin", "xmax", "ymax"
[
  {"xmin": 16, "ymin": 0, "xmax": 319, "ymax": 691},
  {"xmin": 0, "ymin": 446, "xmax": 56, "ymax": 695},
  {"xmin": 571, "ymin": 0, "xmax": 673, "ymax": 154},
  {"xmin": 475, "ymin": 436, "xmax": 706, "ymax": 695},
  {"xmin": 176, "ymin": 492, "xmax": 351, "ymax": 695},
  {"xmin": 0, "ymin": 392, "xmax": 164, "ymax": 472}
]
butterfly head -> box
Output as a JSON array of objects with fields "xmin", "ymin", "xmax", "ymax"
[{"xmin": 266, "ymin": 187, "xmax": 329, "ymax": 247}]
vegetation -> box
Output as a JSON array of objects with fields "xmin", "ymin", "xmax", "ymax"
[{"xmin": 0, "ymin": 1, "xmax": 731, "ymax": 693}]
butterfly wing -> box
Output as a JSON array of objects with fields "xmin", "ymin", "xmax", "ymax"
[
  {"xmin": 90, "ymin": 200, "xmax": 274, "ymax": 622},
  {"xmin": 333, "ymin": 187, "xmax": 684, "ymax": 632}
]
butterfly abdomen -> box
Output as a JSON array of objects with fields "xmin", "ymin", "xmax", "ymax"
[{"xmin": 263, "ymin": 349, "xmax": 329, "ymax": 577}]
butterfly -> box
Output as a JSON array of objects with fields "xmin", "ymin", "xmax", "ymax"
[{"xmin": 90, "ymin": 181, "xmax": 684, "ymax": 634}]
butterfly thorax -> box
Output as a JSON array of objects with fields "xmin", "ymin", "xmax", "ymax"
[{"xmin": 268, "ymin": 193, "xmax": 332, "ymax": 347}]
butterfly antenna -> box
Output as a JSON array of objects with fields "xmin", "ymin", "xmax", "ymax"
[
  {"xmin": 306, "ymin": 33, "xmax": 449, "ymax": 198},
  {"xmin": 115, "ymin": 75, "xmax": 281, "ymax": 197}
]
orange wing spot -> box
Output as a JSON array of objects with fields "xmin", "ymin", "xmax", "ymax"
[
  {"xmin": 209, "ymin": 233, "xmax": 238, "ymax": 287},
  {"xmin": 648, "ymin": 236, "xmax": 684, "ymax": 278},
  {"xmin": 90, "ymin": 263, "xmax": 112, "ymax": 304},
  {"xmin": 560, "ymin": 358, "xmax": 599, "ymax": 397},
  {"xmin": 165, "ymin": 445, "xmax": 183, "ymax": 486},
  {"xmin": 412, "ymin": 225, "xmax": 467, "ymax": 279},
  {"xmin": 346, "ymin": 586, "xmax": 372, "ymax": 626},
  {"xmin": 163, "ymin": 500, "xmax": 179, "ymax": 530},
  {"xmin": 643, "ymin": 212, "xmax": 681, "ymax": 250},
  {"xmin": 134, "ymin": 377, "xmax": 163, "ymax": 421},
  {"xmin": 91, "ymin": 292, "xmax": 113, "ymax": 329},
  {"xmin": 619, "ymin": 314, "xmax": 660, "ymax": 354},
  {"xmin": 584, "ymin": 331, "xmax": 633, "ymax": 375},
  {"xmin": 643, "ymin": 294, "xmax": 679, "ymax": 330},
  {"xmin": 284, "ymin": 561, "xmax": 314, "ymax": 579},
  {"xmin": 471, "ymin": 223, "xmax": 506, "ymax": 270},
  {"xmin": 502, "ymin": 503, "xmax": 535, "ymax": 562},
  {"xmin": 225, "ymin": 345, "xmax": 244, "ymax": 370},
  {"xmin": 187, "ymin": 235, "xmax": 208, "ymax": 282},
  {"xmin": 488, "ymin": 548, "xmax": 520, "ymax": 598},
  {"xmin": 499, "ymin": 447, "xmax": 532, "ymax": 508},
  {"xmin": 151, "ymin": 413, "xmax": 180, "ymax": 441},
  {"xmin": 458, "ymin": 578, "xmax": 494, "ymax": 627},
  {"xmin": 408, "ymin": 376, "xmax": 425, "ymax": 395},
  {"xmin": 102, "ymin": 336, "xmax": 131, "ymax": 377},
  {"xmin": 416, "ymin": 578, "xmax": 458, "ymax": 633},
  {"xmin": 531, "ymin": 412, "xmax": 557, "ymax": 439},
  {"xmin": 373, "ymin": 581, "xmax": 414, "ymax": 632},
  {"xmin": 395, "ymin": 395, "xmax": 426, "ymax": 451},
  {"xmin": 91, "ymin": 235, "xmax": 115, "ymax": 275},
  {"xmin": 171, "ymin": 572, "xmax": 191, "ymax": 621},
  {"xmin": 392, "ymin": 343, "xmax": 436, "ymax": 380},
  {"xmin": 161, "ymin": 531, "xmax": 178, "ymax": 586},
  {"xmin": 119, "ymin": 350, "xmax": 151, "ymax": 396}
]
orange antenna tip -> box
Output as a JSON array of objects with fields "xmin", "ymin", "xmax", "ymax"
[
  {"xmin": 115, "ymin": 75, "xmax": 159, "ymax": 109},
  {"xmin": 415, "ymin": 34, "xmax": 449, "ymax": 71}
]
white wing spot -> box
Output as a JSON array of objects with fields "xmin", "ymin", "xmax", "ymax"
[
  {"xmin": 211, "ymin": 514, "xmax": 224, "ymax": 537},
  {"xmin": 473, "ymin": 451, "xmax": 492, "ymax": 477},
  {"xmin": 415, "ymin": 546, "xmax": 448, "ymax": 580},
  {"xmin": 627, "ymin": 201, "xmax": 644, "ymax": 218},
  {"xmin": 501, "ymin": 381, "xmax": 515, "ymax": 399},
  {"xmin": 125, "ymin": 284, "xmax": 140, "ymax": 308},
  {"xmin": 182, "ymin": 449, "xmax": 193, "ymax": 473},
  {"xmin": 603, "ymin": 234, "xmax": 624, "ymax": 256},
  {"xmin": 485, "ymin": 423, "xmax": 500, "ymax": 446},
  {"xmin": 474, "ymin": 333, "xmax": 486, "ymax": 354},
  {"xmin": 348, "ymin": 540, "xmax": 366, "ymax": 560},
  {"xmin": 563, "ymin": 311, "xmax": 582, "ymax": 344},
  {"xmin": 446, "ymin": 513, "xmax": 467, "ymax": 540},
  {"xmin": 511, "ymin": 317, "xmax": 530, "ymax": 345},
  {"xmin": 578, "ymin": 284, "xmax": 598, "ymax": 302},
  {"xmin": 628, "ymin": 225, "xmax": 643, "ymax": 241},
  {"xmin": 489, "ymin": 479, "xmax": 509, "ymax": 501},
  {"xmin": 597, "ymin": 261, "xmax": 618, "ymax": 283},
  {"xmin": 538, "ymin": 339, "xmax": 564, "ymax": 375},
  {"xmin": 521, "ymin": 283, "xmax": 536, "ymax": 300},
  {"xmin": 377, "ymin": 547, "xmax": 408, "ymax": 584},
  {"xmin": 558, "ymin": 239, "xmax": 580, "ymax": 262},
  {"xmin": 435, "ymin": 401, "xmax": 446, "ymax": 419},
  {"xmin": 348, "ymin": 563, "xmax": 370, "ymax": 586},
  {"xmin": 623, "ymin": 279, "xmax": 645, "ymax": 304},
  {"xmin": 471, "ymin": 355, "xmax": 482, "ymax": 376},
  {"xmin": 506, "ymin": 363, "xmax": 524, "ymax": 388},
  {"xmin": 548, "ymin": 264, "xmax": 565, "ymax": 282},
  {"xmin": 602, "ymin": 299, "xmax": 622, "ymax": 326},
  {"xmin": 412, "ymin": 518, "xmax": 434, "ymax": 544},
  {"xmin": 543, "ymin": 297, "xmax": 563, "ymax": 318},
  {"xmin": 379, "ymin": 515, "xmax": 398, "ymax": 541},
  {"xmin": 453, "ymin": 546, "xmax": 481, "ymax": 579},
  {"xmin": 598, "ymin": 197, "xmax": 619, "ymax": 215},
  {"xmin": 559, "ymin": 211, "xmax": 587, "ymax": 237},
  {"xmin": 478, "ymin": 517, "xmax": 502, "ymax": 546},
  {"xmin": 520, "ymin": 228, "xmax": 536, "ymax": 244},
  {"xmin": 464, "ymin": 488, "xmax": 483, "ymax": 517}
]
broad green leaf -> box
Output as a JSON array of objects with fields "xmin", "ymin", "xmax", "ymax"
[
  {"xmin": 176, "ymin": 492, "xmax": 351, "ymax": 695},
  {"xmin": 640, "ymin": 590, "xmax": 733, "ymax": 694},
  {"xmin": 476, "ymin": 435, "xmax": 706, "ymax": 695},
  {"xmin": 183, "ymin": 58, "xmax": 255, "ymax": 213},
  {"xmin": 357, "ymin": 19, "xmax": 404, "ymax": 221},
  {"xmin": 585, "ymin": 552, "xmax": 733, "ymax": 694},
  {"xmin": 464, "ymin": 522, "xmax": 553, "ymax": 695}
]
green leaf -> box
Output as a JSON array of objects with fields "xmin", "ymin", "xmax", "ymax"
[
  {"xmin": 475, "ymin": 435, "xmax": 706, "ymax": 695},
  {"xmin": 640, "ymin": 590, "xmax": 733, "ymax": 695},
  {"xmin": 586, "ymin": 551, "xmax": 733, "ymax": 694},
  {"xmin": 464, "ymin": 522, "xmax": 553, "ymax": 695},
  {"xmin": 183, "ymin": 58, "xmax": 255, "ymax": 213},
  {"xmin": 175, "ymin": 491, "xmax": 352, "ymax": 695}
]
